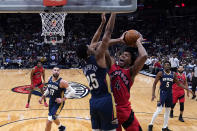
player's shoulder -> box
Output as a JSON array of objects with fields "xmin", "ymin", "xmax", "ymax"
[
  {"xmin": 60, "ymin": 79, "xmax": 68, "ymax": 84},
  {"xmin": 41, "ymin": 67, "xmax": 45, "ymax": 71},
  {"xmin": 32, "ymin": 67, "xmax": 36, "ymax": 71},
  {"xmin": 157, "ymin": 71, "xmax": 163, "ymax": 75},
  {"xmin": 47, "ymin": 76, "xmax": 51, "ymax": 81},
  {"xmin": 60, "ymin": 79, "xmax": 69, "ymax": 88}
]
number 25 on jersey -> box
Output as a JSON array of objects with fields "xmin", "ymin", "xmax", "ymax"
[{"xmin": 87, "ymin": 73, "xmax": 99, "ymax": 90}]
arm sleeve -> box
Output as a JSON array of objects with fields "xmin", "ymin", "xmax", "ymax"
[
  {"xmin": 43, "ymin": 88, "xmax": 49, "ymax": 96},
  {"xmin": 64, "ymin": 86, "xmax": 76, "ymax": 98}
]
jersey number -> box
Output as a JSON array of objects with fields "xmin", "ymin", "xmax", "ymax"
[
  {"xmin": 166, "ymin": 82, "xmax": 170, "ymax": 88},
  {"xmin": 87, "ymin": 73, "xmax": 99, "ymax": 90},
  {"xmin": 50, "ymin": 89, "xmax": 54, "ymax": 96}
]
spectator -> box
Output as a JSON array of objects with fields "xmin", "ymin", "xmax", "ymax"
[{"xmin": 170, "ymin": 54, "xmax": 179, "ymax": 72}]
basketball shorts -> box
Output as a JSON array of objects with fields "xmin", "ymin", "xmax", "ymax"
[
  {"xmin": 172, "ymin": 90, "xmax": 185, "ymax": 104},
  {"xmin": 48, "ymin": 100, "xmax": 65, "ymax": 120},
  {"xmin": 90, "ymin": 95, "xmax": 118, "ymax": 130},
  {"xmin": 157, "ymin": 90, "xmax": 172, "ymax": 107},
  {"xmin": 31, "ymin": 80, "xmax": 44, "ymax": 89},
  {"xmin": 116, "ymin": 106, "xmax": 142, "ymax": 131}
]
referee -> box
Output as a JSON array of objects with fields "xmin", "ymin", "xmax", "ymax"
[{"xmin": 192, "ymin": 60, "xmax": 197, "ymax": 100}]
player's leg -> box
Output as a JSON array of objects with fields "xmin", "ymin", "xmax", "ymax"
[
  {"xmin": 170, "ymin": 103, "xmax": 176, "ymax": 118},
  {"xmin": 90, "ymin": 105, "xmax": 101, "ymax": 130},
  {"xmin": 52, "ymin": 102, "xmax": 66, "ymax": 131},
  {"xmin": 45, "ymin": 118, "xmax": 53, "ymax": 131},
  {"xmin": 178, "ymin": 92, "xmax": 185, "ymax": 122},
  {"xmin": 124, "ymin": 113, "xmax": 142, "ymax": 131},
  {"xmin": 170, "ymin": 90, "xmax": 178, "ymax": 118},
  {"xmin": 162, "ymin": 94, "xmax": 172, "ymax": 131},
  {"xmin": 26, "ymin": 87, "xmax": 34, "ymax": 108},
  {"xmin": 39, "ymin": 84, "xmax": 48, "ymax": 107},
  {"xmin": 192, "ymin": 77, "xmax": 196, "ymax": 99},
  {"xmin": 46, "ymin": 101, "xmax": 54, "ymax": 131},
  {"xmin": 97, "ymin": 95, "xmax": 118, "ymax": 131},
  {"xmin": 148, "ymin": 92, "xmax": 165, "ymax": 131},
  {"xmin": 163, "ymin": 107, "xmax": 171, "ymax": 129},
  {"xmin": 148, "ymin": 105, "xmax": 163, "ymax": 131},
  {"xmin": 178, "ymin": 102, "xmax": 184, "ymax": 122},
  {"xmin": 53, "ymin": 118, "xmax": 66, "ymax": 131}
]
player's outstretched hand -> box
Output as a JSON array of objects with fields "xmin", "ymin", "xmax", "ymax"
[
  {"xmin": 119, "ymin": 31, "xmax": 127, "ymax": 44},
  {"xmin": 136, "ymin": 33, "xmax": 143, "ymax": 44},
  {"xmin": 151, "ymin": 95, "xmax": 156, "ymax": 101}
]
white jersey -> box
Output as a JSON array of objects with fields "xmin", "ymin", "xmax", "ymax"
[{"xmin": 169, "ymin": 57, "xmax": 179, "ymax": 68}]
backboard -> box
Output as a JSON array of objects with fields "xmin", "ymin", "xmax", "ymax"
[{"xmin": 0, "ymin": 0, "xmax": 137, "ymax": 13}]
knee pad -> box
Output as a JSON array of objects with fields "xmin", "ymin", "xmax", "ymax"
[
  {"xmin": 180, "ymin": 103, "xmax": 184, "ymax": 111},
  {"xmin": 48, "ymin": 115, "xmax": 57, "ymax": 121},
  {"xmin": 48, "ymin": 115, "xmax": 53, "ymax": 121}
]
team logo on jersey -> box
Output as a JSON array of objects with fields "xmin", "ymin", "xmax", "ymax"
[{"xmin": 12, "ymin": 82, "xmax": 90, "ymax": 99}]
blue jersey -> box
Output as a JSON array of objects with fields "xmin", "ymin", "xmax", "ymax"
[
  {"xmin": 83, "ymin": 55, "xmax": 112, "ymax": 98},
  {"xmin": 83, "ymin": 55, "xmax": 118, "ymax": 130},
  {"xmin": 47, "ymin": 76, "xmax": 66, "ymax": 102},
  {"xmin": 160, "ymin": 70, "xmax": 174, "ymax": 92}
]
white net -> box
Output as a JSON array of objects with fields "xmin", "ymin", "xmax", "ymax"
[{"xmin": 40, "ymin": 12, "xmax": 67, "ymax": 36}]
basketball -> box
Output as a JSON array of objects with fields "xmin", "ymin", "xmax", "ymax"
[{"xmin": 124, "ymin": 30, "xmax": 140, "ymax": 47}]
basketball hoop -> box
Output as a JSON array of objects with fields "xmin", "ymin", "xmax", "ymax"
[{"xmin": 40, "ymin": 12, "xmax": 67, "ymax": 45}]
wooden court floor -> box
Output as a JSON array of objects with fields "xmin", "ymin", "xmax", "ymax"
[{"xmin": 0, "ymin": 69, "xmax": 197, "ymax": 131}]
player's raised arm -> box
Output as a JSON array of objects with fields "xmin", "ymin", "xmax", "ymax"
[
  {"xmin": 97, "ymin": 13, "xmax": 116, "ymax": 55},
  {"xmin": 108, "ymin": 32, "xmax": 126, "ymax": 46},
  {"xmin": 90, "ymin": 13, "xmax": 106, "ymax": 49},
  {"xmin": 130, "ymin": 36, "xmax": 148, "ymax": 80},
  {"xmin": 152, "ymin": 71, "xmax": 162, "ymax": 101},
  {"xmin": 105, "ymin": 32, "xmax": 127, "ymax": 68},
  {"xmin": 174, "ymin": 73, "xmax": 193, "ymax": 95}
]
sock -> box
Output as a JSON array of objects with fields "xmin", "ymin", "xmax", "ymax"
[
  {"xmin": 150, "ymin": 105, "xmax": 163, "ymax": 125},
  {"xmin": 180, "ymin": 114, "xmax": 182, "ymax": 117},
  {"xmin": 163, "ymin": 107, "xmax": 170, "ymax": 128}
]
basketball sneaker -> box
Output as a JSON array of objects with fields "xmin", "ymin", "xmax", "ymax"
[
  {"xmin": 179, "ymin": 115, "xmax": 184, "ymax": 122},
  {"xmin": 162, "ymin": 127, "xmax": 172, "ymax": 131},
  {"xmin": 148, "ymin": 124, "xmax": 153, "ymax": 131},
  {"xmin": 192, "ymin": 95, "xmax": 196, "ymax": 99},
  {"xmin": 44, "ymin": 102, "xmax": 48, "ymax": 107},
  {"xmin": 25, "ymin": 103, "xmax": 29, "ymax": 108},
  {"xmin": 58, "ymin": 125, "xmax": 66, "ymax": 131}
]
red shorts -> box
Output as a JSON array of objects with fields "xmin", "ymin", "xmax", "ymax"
[
  {"xmin": 116, "ymin": 106, "xmax": 141, "ymax": 131},
  {"xmin": 31, "ymin": 80, "xmax": 44, "ymax": 89},
  {"xmin": 172, "ymin": 89, "xmax": 185, "ymax": 104}
]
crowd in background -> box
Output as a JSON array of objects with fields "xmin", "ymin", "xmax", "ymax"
[{"xmin": 0, "ymin": 12, "xmax": 196, "ymax": 77}]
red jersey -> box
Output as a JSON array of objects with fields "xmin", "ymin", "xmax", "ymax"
[
  {"xmin": 109, "ymin": 64, "xmax": 133, "ymax": 108},
  {"xmin": 172, "ymin": 72, "xmax": 186, "ymax": 91},
  {"xmin": 32, "ymin": 66, "xmax": 44, "ymax": 81}
]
